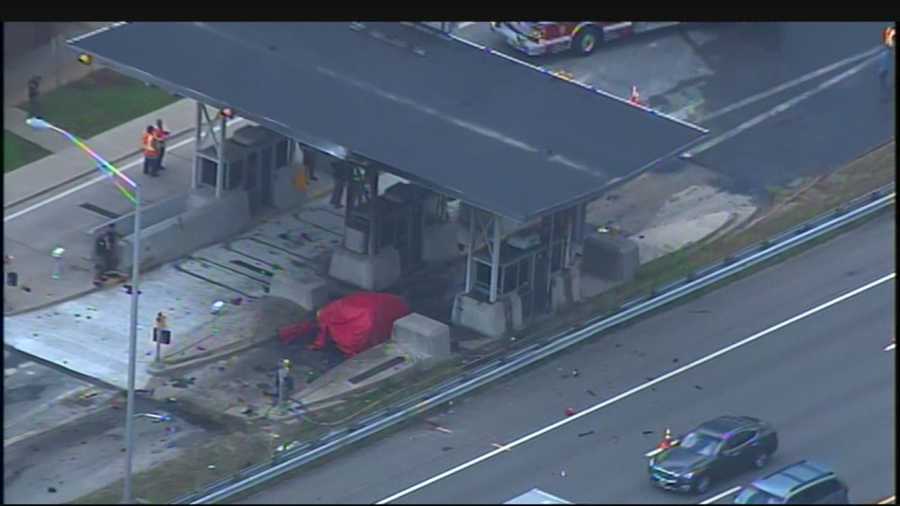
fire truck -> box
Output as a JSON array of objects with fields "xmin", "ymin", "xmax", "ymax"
[{"xmin": 490, "ymin": 22, "xmax": 680, "ymax": 56}]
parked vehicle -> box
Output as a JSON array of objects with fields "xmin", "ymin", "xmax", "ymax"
[{"xmin": 489, "ymin": 21, "xmax": 680, "ymax": 56}]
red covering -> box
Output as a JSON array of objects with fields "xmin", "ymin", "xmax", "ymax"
[
  {"xmin": 278, "ymin": 320, "xmax": 315, "ymax": 345},
  {"xmin": 310, "ymin": 292, "xmax": 411, "ymax": 357}
]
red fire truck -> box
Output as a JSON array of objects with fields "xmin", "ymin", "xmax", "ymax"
[{"xmin": 490, "ymin": 22, "xmax": 680, "ymax": 56}]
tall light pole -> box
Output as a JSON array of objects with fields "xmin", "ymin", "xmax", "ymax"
[{"xmin": 27, "ymin": 117, "xmax": 142, "ymax": 504}]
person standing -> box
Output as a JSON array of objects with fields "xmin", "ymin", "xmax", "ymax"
[
  {"xmin": 27, "ymin": 76, "xmax": 42, "ymax": 118},
  {"xmin": 154, "ymin": 119, "xmax": 170, "ymax": 171},
  {"xmin": 330, "ymin": 160, "xmax": 351, "ymax": 209},
  {"xmin": 142, "ymin": 125, "xmax": 161, "ymax": 176},
  {"xmin": 102, "ymin": 224, "xmax": 119, "ymax": 274}
]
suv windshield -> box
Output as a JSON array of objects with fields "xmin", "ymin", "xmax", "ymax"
[
  {"xmin": 736, "ymin": 486, "xmax": 783, "ymax": 504},
  {"xmin": 680, "ymin": 431, "xmax": 722, "ymax": 457}
]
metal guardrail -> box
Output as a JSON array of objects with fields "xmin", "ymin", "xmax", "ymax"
[{"xmin": 175, "ymin": 184, "xmax": 895, "ymax": 504}]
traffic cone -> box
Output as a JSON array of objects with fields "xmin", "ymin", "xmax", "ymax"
[
  {"xmin": 629, "ymin": 85, "xmax": 642, "ymax": 106},
  {"xmin": 657, "ymin": 428, "xmax": 674, "ymax": 450}
]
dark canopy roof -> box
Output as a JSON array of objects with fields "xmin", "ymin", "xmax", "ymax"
[{"xmin": 70, "ymin": 22, "xmax": 706, "ymax": 222}]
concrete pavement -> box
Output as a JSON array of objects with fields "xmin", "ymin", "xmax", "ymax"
[{"xmin": 240, "ymin": 209, "xmax": 894, "ymax": 505}]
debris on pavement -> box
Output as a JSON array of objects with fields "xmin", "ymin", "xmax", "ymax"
[
  {"xmin": 564, "ymin": 407, "xmax": 576, "ymax": 417},
  {"xmin": 578, "ymin": 430, "xmax": 595, "ymax": 438},
  {"xmin": 586, "ymin": 389, "xmax": 597, "ymax": 397}
]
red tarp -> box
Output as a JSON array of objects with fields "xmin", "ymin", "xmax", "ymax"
[{"xmin": 309, "ymin": 292, "xmax": 411, "ymax": 357}]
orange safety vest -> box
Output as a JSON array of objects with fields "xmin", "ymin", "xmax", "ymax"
[
  {"xmin": 142, "ymin": 132, "xmax": 159, "ymax": 157},
  {"xmin": 884, "ymin": 27, "xmax": 895, "ymax": 48}
]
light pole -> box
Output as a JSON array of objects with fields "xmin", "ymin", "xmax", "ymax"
[{"xmin": 27, "ymin": 117, "xmax": 142, "ymax": 504}]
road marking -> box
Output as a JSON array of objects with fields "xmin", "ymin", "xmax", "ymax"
[
  {"xmin": 884, "ymin": 341, "xmax": 895, "ymax": 352},
  {"xmin": 3, "ymin": 117, "xmax": 246, "ymax": 223},
  {"xmin": 456, "ymin": 22, "xmax": 476, "ymax": 30},
  {"xmin": 699, "ymin": 486, "xmax": 742, "ymax": 504},
  {"xmin": 376, "ymin": 272, "xmax": 896, "ymax": 504},
  {"xmin": 698, "ymin": 45, "xmax": 884, "ymax": 122},
  {"xmin": 683, "ymin": 52, "xmax": 882, "ymax": 158},
  {"xmin": 877, "ymin": 495, "xmax": 896, "ymax": 504}
]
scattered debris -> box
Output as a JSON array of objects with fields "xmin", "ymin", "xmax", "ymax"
[
  {"xmin": 672, "ymin": 358, "xmax": 679, "ymax": 363},
  {"xmin": 614, "ymin": 343, "xmax": 622, "ymax": 348},
  {"xmin": 47, "ymin": 487, "xmax": 57, "ymax": 493},
  {"xmin": 231, "ymin": 297, "xmax": 243, "ymax": 305},
  {"xmin": 79, "ymin": 389, "xmax": 99, "ymax": 400},
  {"xmin": 578, "ymin": 430, "xmax": 595, "ymax": 438},
  {"xmin": 207, "ymin": 465, "xmax": 216, "ymax": 470},
  {"xmin": 586, "ymin": 389, "xmax": 597, "ymax": 397},
  {"xmin": 211, "ymin": 301, "xmax": 225, "ymax": 314},
  {"xmin": 564, "ymin": 407, "xmax": 576, "ymax": 417},
  {"xmin": 441, "ymin": 446, "xmax": 453, "ymax": 452},
  {"xmin": 491, "ymin": 443, "xmax": 511, "ymax": 452},
  {"xmin": 694, "ymin": 385, "xmax": 703, "ymax": 390},
  {"xmin": 642, "ymin": 430, "xmax": 654, "ymax": 435},
  {"xmin": 571, "ymin": 369, "xmax": 580, "ymax": 378},
  {"xmin": 560, "ymin": 470, "xmax": 567, "ymax": 477}
]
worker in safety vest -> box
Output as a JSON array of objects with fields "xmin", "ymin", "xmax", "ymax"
[
  {"xmin": 142, "ymin": 125, "xmax": 161, "ymax": 176},
  {"xmin": 884, "ymin": 26, "xmax": 895, "ymax": 48},
  {"xmin": 879, "ymin": 26, "xmax": 895, "ymax": 90},
  {"xmin": 153, "ymin": 119, "xmax": 170, "ymax": 171}
]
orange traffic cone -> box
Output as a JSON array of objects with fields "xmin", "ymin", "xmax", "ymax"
[
  {"xmin": 657, "ymin": 428, "xmax": 674, "ymax": 450},
  {"xmin": 629, "ymin": 85, "xmax": 642, "ymax": 106}
]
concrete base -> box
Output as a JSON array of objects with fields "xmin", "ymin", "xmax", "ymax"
[
  {"xmin": 118, "ymin": 188, "xmax": 252, "ymax": 272},
  {"xmin": 582, "ymin": 231, "xmax": 639, "ymax": 282},
  {"xmin": 422, "ymin": 223, "xmax": 461, "ymax": 264},
  {"xmin": 551, "ymin": 261, "xmax": 583, "ymax": 313},
  {"xmin": 328, "ymin": 245, "xmax": 401, "ymax": 291},
  {"xmin": 268, "ymin": 270, "xmax": 332, "ymax": 311},
  {"xmin": 451, "ymin": 292, "xmax": 524, "ymax": 338},
  {"xmin": 392, "ymin": 313, "xmax": 451, "ymax": 366}
]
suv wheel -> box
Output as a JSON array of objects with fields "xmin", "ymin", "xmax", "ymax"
[
  {"xmin": 753, "ymin": 451, "xmax": 770, "ymax": 469},
  {"xmin": 694, "ymin": 475, "xmax": 711, "ymax": 494}
]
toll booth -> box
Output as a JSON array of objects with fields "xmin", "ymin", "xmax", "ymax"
[{"xmin": 195, "ymin": 123, "xmax": 305, "ymax": 214}]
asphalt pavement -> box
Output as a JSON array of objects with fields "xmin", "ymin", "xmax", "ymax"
[
  {"xmin": 456, "ymin": 22, "xmax": 894, "ymax": 195},
  {"xmin": 240, "ymin": 212, "xmax": 894, "ymax": 504}
]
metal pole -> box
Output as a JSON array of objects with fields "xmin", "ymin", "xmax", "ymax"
[
  {"xmin": 489, "ymin": 216, "xmax": 501, "ymax": 303},
  {"xmin": 367, "ymin": 168, "xmax": 379, "ymax": 257},
  {"xmin": 193, "ymin": 102, "xmax": 202, "ymax": 190},
  {"xmin": 123, "ymin": 183, "xmax": 141, "ymax": 504},
  {"xmin": 465, "ymin": 208, "xmax": 475, "ymax": 292},
  {"xmin": 216, "ymin": 112, "xmax": 226, "ymax": 199}
]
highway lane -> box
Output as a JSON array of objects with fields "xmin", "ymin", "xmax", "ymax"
[
  {"xmin": 454, "ymin": 22, "xmax": 894, "ymax": 194},
  {"xmin": 241, "ymin": 207, "xmax": 894, "ymax": 503}
]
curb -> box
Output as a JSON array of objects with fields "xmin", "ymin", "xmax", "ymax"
[
  {"xmin": 3, "ymin": 399, "xmax": 116, "ymax": 449},
  {"xmin": 148, "ymin": 335, "xmax": 277, "ymax": 377},
  {"xmin": 3, "ymin": 284, "xmax": 101, "ymax": 317},
  {"xmin": 4, "ymin": 125, "xmax": 196, "ymax": 211}
]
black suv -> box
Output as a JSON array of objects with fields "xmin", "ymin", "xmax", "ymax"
[
  {"xmin": 648, "ymin": 415, "xmax": 778, "ymax": 494},
  {"xmin": 734, "ymin": 460, "xmax": 849, "ymax": 504}
]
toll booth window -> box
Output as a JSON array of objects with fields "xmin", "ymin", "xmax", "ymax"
[
  {"xmin": 501, "ymin": 262, "xmax": 518, "ymax": 294},
  {"xmin": 474, "ymin": 261, "xmax": 492, "ymax": 292},
  {"xmin": 261, "ymin": 146, "xmax": 273, "ymax": 171},
  {"xmin": 550, "ymin": 241, "xmax": 564, "ymax": 272},
  {"xmin": 275, "ymin": 139, "xmax": 288, "ymax": 168},
  {"xmin": 227, "ymin": 160, "xmax": 244, "ymax": 190}
]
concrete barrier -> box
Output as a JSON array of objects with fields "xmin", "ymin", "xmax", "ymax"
[
  {"xmin": 392, "ymin": 313, "xmax": 451, "ymax": 366},
  {"xmin": 85, "ymin": 193, "xmax": 188, "ymax": 238},
  {"xmin": 117, "ymin": 190, "xmax": 252, "ymax": 272}
]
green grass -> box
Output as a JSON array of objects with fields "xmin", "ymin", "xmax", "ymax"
[
  {"xmin": 19, "ymin": 68, "xmax": 180, "ymax": 141},
  {"xmin": 3, "ymin": 130, "xmax": 52, "ymax": 172}
]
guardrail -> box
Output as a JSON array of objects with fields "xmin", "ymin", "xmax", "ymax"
[{"xmin": 175, "ymin": 184, "xmax": 895, "ymax": 504}]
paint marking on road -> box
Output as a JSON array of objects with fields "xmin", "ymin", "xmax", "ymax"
[
  {"xmin": 683, "ymin": 52, "xmax": 882, "ymax": 158},
  {"xmin": 698, "ymin": 45, "xmax": 884, "ymax": 122},
  {"xmin": 491, "ymin": 442, "xmax": 512, "ymax": 452},
  {"xmin": 699, "ymin": 486, "xmax": 742, "ymax": 504},
  {"xmin": 877, "ymin": 495, "xmax": 896, "ymax": 504},
  {"xmin": 4, "ymin": 117, "xmax": 246, "ymax": 223},
  {"xmin": 884, "ymin": 341, "xmax": 895, "ymax": 352},
  {"xmin": 456, "ymin": 22, "xmax": 476, "ymax": 30},
  {"xmin": 376, "ymin": 272, "xmax": 896, "ymax": 504}
]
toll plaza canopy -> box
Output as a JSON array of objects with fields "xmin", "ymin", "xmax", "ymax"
[{"xmin": 70, "ymin": 22, "xmax": 706, "ymax": 222}]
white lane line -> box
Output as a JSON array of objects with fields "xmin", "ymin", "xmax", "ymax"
[
  {"xmin": 884, "ymin": 341, "xmax": 895, "ymax": 352},
  {"xmin": 699, "ymin": 486, "xmax": 742, "ymax": 504},
  {"xmin": 4, "ymin": 117, "xmax": 246, "ymax": 223},
  {"xmin": 376, "ymin": 272, "xmax": 896, "ymax": 504},
  {"xmin": 683, "ymin": 52, "xmax": 882, "ymax": 158},
  {"xmin": 698, "ymin": 45, "xmax": 883, "ymax": 122}
]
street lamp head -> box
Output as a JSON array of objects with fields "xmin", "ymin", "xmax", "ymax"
[{"xmin": 25, "ymin": 117, "xmax": 52, "ymax": 130}]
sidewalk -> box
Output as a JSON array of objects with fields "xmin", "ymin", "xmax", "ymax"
[{"xmin": 4, "ymin": 98, "xmax": 197, "ymax": 210}]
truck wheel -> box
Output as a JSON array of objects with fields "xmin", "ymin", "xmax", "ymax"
[{"xmin": 573, "ymin": 27, "xmax": 602, "ymax": 56}]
